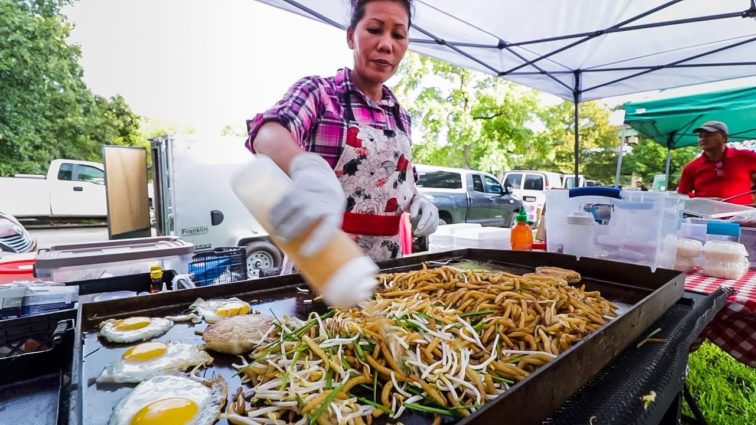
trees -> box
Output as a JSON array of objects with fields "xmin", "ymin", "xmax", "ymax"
[
  {"xmin": 392, "ymin": 53, "xmax": 542, "ymax": 174},
  {"xmin": 622, "ymin": 139, "xmax": 699, "ymax": 188},
  {"xmin": 0, "ymin": 0, "xmax": 146, "ymax": 175},
  {"xmin": 392, "ymin": 53, "xmax": 619, "ymax": 182}
]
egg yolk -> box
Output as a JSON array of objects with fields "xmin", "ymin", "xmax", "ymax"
[
  {"xmin": 122, "ymin": 342, "xmax": 168, "ymax": 362},
  {"xmin": 115, "ymin": 317, "xmax": 152, "ymax": 331},
  {"xmin": 131, "ymin": 397, "xmax": 198, "ymax": 425},
  {"xmin": 215, "ymin": 302, "xmax": 249, "ymax": 317}
]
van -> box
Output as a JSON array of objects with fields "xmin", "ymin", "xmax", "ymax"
[{"xmin": 501, "ymin": 170, "xmax": 563, "ymax": 223}]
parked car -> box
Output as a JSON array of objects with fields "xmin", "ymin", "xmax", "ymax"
[
  {"xmin": 0, "ymin": 211, "xmax": 36, "ymax": 254},
  {"xmin": 416, "ymin": 165, "xmax": 522, "ymax": 228},
  {"xmin": 0, "ymin": 159, "xmax": 106, "ymax": 219},
  {"xmin": 502, "ymin": 169, "xmax": 562, "ymax": 205}
]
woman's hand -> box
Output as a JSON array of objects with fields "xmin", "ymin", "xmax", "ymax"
[
  {"xmin": 270, "ymin": 152, "xmax": 345, "ymax": 257},
  {"xmin": 409, "ymin": 194, "xmax": 439, "ymax": 237}
]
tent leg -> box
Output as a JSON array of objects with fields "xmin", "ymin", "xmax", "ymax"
[
  {"xmin": 665, "ymin": 148, "xmax": 672, "ymax": 191},
  {"xmin": 574, "ymin": 97, "xmax": 580, "ymax": 183},
  {"xmin": 615, "ymin": 125, "xmax": 627, "ymax": 187}
]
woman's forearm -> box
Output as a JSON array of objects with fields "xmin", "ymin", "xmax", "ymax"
[{"xmin": 252, "ymin": 122, "xmax": 305, "ymax": 175}]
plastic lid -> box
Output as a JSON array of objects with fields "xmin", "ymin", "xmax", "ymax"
[
  {"xmin": 35, "ymin": 237, "xmax": 194, "ymax": 268},
  {"xmin": 566, "ymin": 212, "xmax": 595, "ymax": 225},
  {"xmin": 516, "ymin": 209, "xmax": 528, "ymax": 223},
  {"xmin": 706, "ymin": 221, "xmax": 741, "ymax": 237},
  {"xmin": 150, "ymin": 265, "xmax": 163, "ymax": 279}
]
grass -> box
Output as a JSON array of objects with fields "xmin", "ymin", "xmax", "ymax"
[{"xmin": 684, "ymin": 341, "xmax": 756, "ymax": 425}]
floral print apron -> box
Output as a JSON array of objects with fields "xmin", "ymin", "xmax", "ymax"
[{"xmin": 333, "ymin": 92, "xmax": 416, "ymax": 262}]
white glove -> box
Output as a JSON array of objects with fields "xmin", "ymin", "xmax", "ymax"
[
  {"xmin": 409, "ymin": 194, "xmax": 439, "ymax": 237},
  {"xmin": 269, "ymin": 153, "xmax": 345, "ymax": 257}
]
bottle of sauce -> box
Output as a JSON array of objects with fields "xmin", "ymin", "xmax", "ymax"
[
  {"xmin": 511, "ymin": 209, "xmax": 533, "ymax": 251},
  {"xmin": 149, "ymin": 265, "xmax": 163, "ymax": 294},
  {"xmin": 232, "ymin": 155, "xmax": 378, "ymax": 307}
]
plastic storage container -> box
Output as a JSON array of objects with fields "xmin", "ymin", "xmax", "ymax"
[
  {"xmin": 34, "ymin": 237, "xmax": 193, "ymax": 283},
  {"xmin": 564, "ymin": 212, "xmax": 596, "ymax": 259},
  {"xmin": 21, "ymin": 286, "xmax": 78, "ymax": 316},
  {"xmin": 545, "ymin": 188, "xmax": 685, "ymax": 271},
  {"xmin": 740, "ymin": 226, "xmax": 756, "ymax": 268},
  {"xmin": 428, "ymin": 223, "xmax": 482, "ymax": 252},
  {"xmin": 452, "ymin": 227, "xmax": 511, "ymax": 250}
]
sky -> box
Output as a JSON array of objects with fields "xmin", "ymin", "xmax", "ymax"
[{"xmin": 63, "ymin": 0, "xmax": 756, "ymax": 134}]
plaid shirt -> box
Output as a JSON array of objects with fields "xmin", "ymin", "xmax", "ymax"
[{"xmin": 246, "ymin": 68, "xmax": 412, "ymax": 168}]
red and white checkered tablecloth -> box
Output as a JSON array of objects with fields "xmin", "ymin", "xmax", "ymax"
[{"xmin": 685, "ymin": 269, "xmax": 756, "ymax": 367}]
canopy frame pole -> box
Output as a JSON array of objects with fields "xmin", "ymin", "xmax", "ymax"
[
  {"xmin": 573, "ymin": 71, "xmax": 582, "ymax": 183},
  {"xmin": 583, "ymin": 36, "xmax": 756, "ymax": 93},
  {"xmin": 615, "ymin": 125, "xmax": 627, "ymax": 187},
  {"xmin": 665, "ymin": 134, "xmax": 675, "ymax": 191},
  {"xmin": 665, "ymin": 149, "xmax": 672, "ymax": 191},
  {"xmin": 500, "ymin": 0, "xmax": 683, "ymax": 75}
]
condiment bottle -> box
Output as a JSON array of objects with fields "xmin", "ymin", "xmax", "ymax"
[
  {"xmin": 232, "ymin": 155, "xmax": 378, "ymax": 307},
  {"xmin": 511, "ymin": 209, "xmax": 533, "ymax": 251},
  {"xmin": 149, "ymin": 265, "xmax": 163, "ymax": 294}
]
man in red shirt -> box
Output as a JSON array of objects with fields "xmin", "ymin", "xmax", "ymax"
[{"xmin": 677, "ymin": 121, "xmax": 756, "ymax": 205}]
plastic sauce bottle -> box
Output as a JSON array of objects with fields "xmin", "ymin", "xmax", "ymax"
[
  {"xmin": 149, "ymin": 265, "xmax": 163, "ymax": 294},
  {"xmin": 232, "ymin": 155, "xmax": 378, "ymax": 307},
  {"xmin": 511, "ymin": 209, "xmax": 533, "ymax": 251}
]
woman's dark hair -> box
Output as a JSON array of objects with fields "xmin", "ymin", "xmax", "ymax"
[{"xmin": 349, "ymin": 0, "xmax": 413, "ymax": 29}]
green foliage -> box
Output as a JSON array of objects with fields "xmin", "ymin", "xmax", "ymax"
[
  {"xmin": 393, "ymin": 53, "xmax": 542, "ymax": 174},
  {"xmin": 685, "ymin": 341, "xmax": 756, "ymax": 425},
  {"xmin": 531, "ymin": 101, "xmax": 620, "ymax": 182},
  {"xmin": 0, "ymin": 0, "xmax": 146, "ymax": 176},
  {"xmin": 622, "ymin": 138, "xmax": 699, "ymax": 189},
  {"xmin": 393, "ymin": 53, "xmax": 619, "ymax": 182}
]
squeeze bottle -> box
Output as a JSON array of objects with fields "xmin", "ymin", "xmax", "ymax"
[
  {"xmin": 511, "ymin": 209, "xmax": 533, "ymax": 251},
  {"xmin": 232, "ymin": 155, "xmax": 378, "ymax": 307}
]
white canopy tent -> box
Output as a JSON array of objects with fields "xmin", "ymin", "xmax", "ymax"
[{"xmin": 256, "ymin": 0, "xmax": 756, "ymax": 178}]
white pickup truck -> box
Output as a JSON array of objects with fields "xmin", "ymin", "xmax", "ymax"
[{"xmin": 0, "ymin": 159, "xmax": 107, "ymax": 219}]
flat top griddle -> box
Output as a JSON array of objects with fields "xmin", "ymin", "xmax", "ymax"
[{"xmin": 73, "ymin": 249, "xmax": 685, "ymax": 425}]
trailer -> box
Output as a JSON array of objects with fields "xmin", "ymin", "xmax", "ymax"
[{"xmin": 151, "ymin": 135, "xmax": 283, "ymax": 277}]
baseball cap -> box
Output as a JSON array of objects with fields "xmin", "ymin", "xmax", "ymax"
[{"xmin": 693, "ymin": 120, "xmax": 728, "ymax": 135}]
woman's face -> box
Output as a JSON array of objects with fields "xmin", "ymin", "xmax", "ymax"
[{"xmin": 347, "ymin": 1, "xmax": 409, "ymax": 87}]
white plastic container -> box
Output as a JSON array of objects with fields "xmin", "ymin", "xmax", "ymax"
[
  {"xmin": 429, "ymin": 223, "xmax": 481, "ymax": 252},
  {"xmin": 232, "ymin": 155, "xmax": 378, "ymax": 307},
  {"xmin": 453, "ymin": 227, "xmax": 511, "ymax": 250},
  {"xmin": 546, "ymin": 188, "xmax": 684, "ymax": 271},
  {"xmin": 35, "ymin": 237, "xmax": 194, "ymax": 283},
  {"xmin": 564, "ymin": 212, "xmax": 596, "ymax": 259},
  {"xmin": 21, "ymin": 285, "xmax": 78, "ymax": 316}
]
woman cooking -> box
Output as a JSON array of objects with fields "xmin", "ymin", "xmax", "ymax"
[{"xmin": 246, "ymin": 0, "xmax": 438, "ymax": 262}]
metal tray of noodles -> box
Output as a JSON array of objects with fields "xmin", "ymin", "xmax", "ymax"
[{"xmin": 70, "ymin": 249, "xmax": 685, "ymax": 425}]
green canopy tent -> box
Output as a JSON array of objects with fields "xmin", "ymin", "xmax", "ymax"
[{"xmin": 619, "ymin": 86, "xmax": 756, "ymax": 186}]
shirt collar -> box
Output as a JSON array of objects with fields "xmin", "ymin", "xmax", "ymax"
[{"xmin": 337, "ymin": 67, "xmax": 397, "ymax": 108}]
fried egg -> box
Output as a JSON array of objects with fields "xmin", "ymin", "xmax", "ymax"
[
  {"xmin": 97, "ymin": 342, "xmax": 214, "ymax": 383},
  {"xmin": 108, "ymin": 374, "xmax": 226, "ymax": 425},
  {"xmin": 189, "ymin": 298, "xmax": 251, "ymax": 323},
  {"xmin": 99, "ymin": 317, "xmax": 173, "ymax": 343}
]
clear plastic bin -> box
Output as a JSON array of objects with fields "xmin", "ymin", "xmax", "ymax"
[
  {"xmin": 35, "ymin": 237, "xmax": 194, "ymax": 283},
  {"xmin": 545, "ymin": 188, "xmax": 684, "ymax": 271},
  {"xmin": 429, "ymin": 223, "xmax": 481, "ymax": 252},
  {"xmin": 453, "ymin": 227, "xmax": 511, "ymax": 250}
]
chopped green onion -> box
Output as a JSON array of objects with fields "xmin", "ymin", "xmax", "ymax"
[
  {"xmin": 353, "ymin": 338, "xmax": 366, "ymax": 361},
  {"xmin": 405, "ymin": 403, "xmax": 460, "ymax": 417},
  {"xmin": 491, "ymin": 375, "xmax": 515, "ymax": 385},
  {"xmin": 325, "ymin": 367, "xmax": 333, "ymax": 389},
  {"xmin": 351, "ymin": 395, "xmax": 392, "ymax": 414},
  {"xmin": 309, "ymin": 384, "xmax": 344, "ymax": 425}
]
